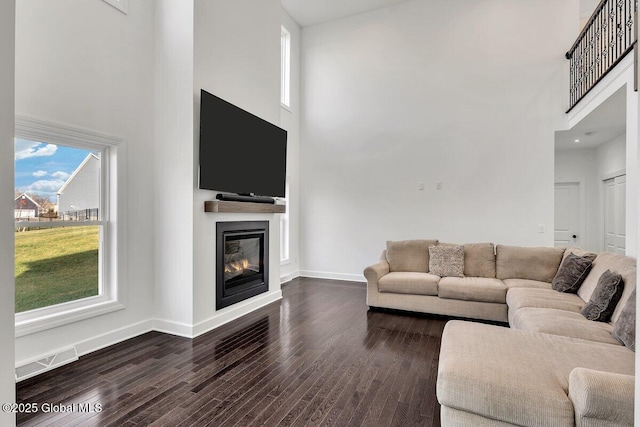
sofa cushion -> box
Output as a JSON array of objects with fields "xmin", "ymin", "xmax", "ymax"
[
  {"xmin": 378, "ymin": 272, "xmax": 439, "ymax": 296},
  {"xmin": 496, "ymin": 245, "xmax": 565, "ymax": 282},
  {"xmin": 503, "ymin": 278, "xmax": 552, "ymax": 290},
  {"xmin": 612, "ymin": 289, "xmax": 635, "ymax": 351},
  {"xmin": 581, "ymin": 270, "xmax": 624, "ymax": 322},
  {"xmin": 506, "ymin": 287, "xmax": 585, "ymax": 313},
  {"xmin": 462, "ymin": 243, "xmax": 496, "ymax": 278},
  {"xmin": 510, "ymin": 307, "xmax": 621, "ymax": 345},
  {"xmin": 551, "ymin": 253, "xmax": 593, "ymax": 293},
  {"xmin": 385, "ymin": 239, "xmax": 437, "ymax": 272},
  {"xmin": 437, "ymin": 321, "xmax": 634, "ymax": 427},
  {"xmin": 438, "ymin": 277, "xmax": 506, "ymax": 304},
  {"xmin": 428, "ymin": 244, "xmax": 464, "ymax": 277}
]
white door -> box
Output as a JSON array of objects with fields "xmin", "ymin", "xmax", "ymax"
[
  {"xmin": 604, "ymin": 175, "xmax": 626, "ymax": 254},
  {"xmin": 554, "ymin": 182, "xmax": 581, "ymax": 248}
]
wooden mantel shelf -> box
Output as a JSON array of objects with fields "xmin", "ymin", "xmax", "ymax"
[{"xmin": 204, "ymin": 200, "xmax": 286, "ymax": 214}]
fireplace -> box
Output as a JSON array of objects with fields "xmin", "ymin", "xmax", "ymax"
[{"xmin": 216, "ymin": 221, "xmax": 269, "ymax": 310}]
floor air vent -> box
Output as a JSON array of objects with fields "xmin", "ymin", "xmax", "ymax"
[{"xmin": 15, "ymin": 347, "xmax": 78, "ymax": 382}]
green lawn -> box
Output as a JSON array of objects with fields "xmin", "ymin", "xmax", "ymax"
[{"xmin": 15, "ymin": 226, "xmax": 99, "ymax": 313}]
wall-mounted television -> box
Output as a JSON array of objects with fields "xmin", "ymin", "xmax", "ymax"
[{"xmin": 198, "ymin": 89, "xmax": 287, "ymax": 198}]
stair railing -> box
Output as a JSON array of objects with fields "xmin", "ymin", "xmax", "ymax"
[{"xmin": 566, "ymin": 0, "xmax": 637, "ymax": 112}]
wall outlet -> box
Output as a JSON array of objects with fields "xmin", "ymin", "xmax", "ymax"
[
  {"xmin": 538, "ymin": 224, "xmax": 545, "ymax": 233},
  {"xmin": 436, "ymin": 182, "xmax": 443, "ymax": 190},
  {"xmin": 418, "ymin": 182, "xmax": 425, "ymax": 191}
]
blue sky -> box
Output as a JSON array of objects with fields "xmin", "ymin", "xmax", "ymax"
[{"xmin": 14, "ymin": 138, "xmax": 93, "ymax": 200}]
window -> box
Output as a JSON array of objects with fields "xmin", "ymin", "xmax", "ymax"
[
  {"xmin": 14, "ymin": 116, "xmax": 123, "ymax": 336},
  {"xmin": 280, "ymin": 25, "xmax": 291, "ymax": 108},
  {"xmin": 280, "ymin": 178, "xmax": 290, "ymax": 264}
]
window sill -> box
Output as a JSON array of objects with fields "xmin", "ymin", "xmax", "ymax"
[
  {"xmin": 281, "ymin": 258, "xmax": 291, "ymax": 266},
  {"xmin": 15, "ymin": 299, "xmax": 125, "ymax": 337}
]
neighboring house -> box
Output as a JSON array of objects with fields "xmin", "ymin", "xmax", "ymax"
[
  {"xmin": 57, "ymin": 153, "xmax": 100, "ymax": 217},
  {"xmin": 13, "ymin": 193, "xmax": 40, "ymax": 219}
]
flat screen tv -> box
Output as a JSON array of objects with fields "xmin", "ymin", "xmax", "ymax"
[{"xmin": 199, "ymin": 89, "xmax": 287, "ymax": 198}]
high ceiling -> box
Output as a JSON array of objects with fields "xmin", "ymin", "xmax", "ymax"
[
  {"xmin": 281, "ymin": 0, "xmax": 411, "ymax": 27},
  {"xmin": 283, "ymin": 0, "xmax": 600, "ymax": 28}
]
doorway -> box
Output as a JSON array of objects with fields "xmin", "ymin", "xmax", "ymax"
[{"xmin": 554, "ymin": 182, "xmax": 582, "ymax": 248}]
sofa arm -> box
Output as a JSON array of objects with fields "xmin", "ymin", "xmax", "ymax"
[
  {"xmin": 363, "ymin": 259, "xmax": 390, "ymax": 285},
  {"xmin": 569, "ymin": 368, "xmax": 634, "ymax": 426}
]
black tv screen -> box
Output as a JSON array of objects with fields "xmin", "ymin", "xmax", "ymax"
[{"xmin": 199, "ymin": 89, "xmax": 287, "ymax": 197}]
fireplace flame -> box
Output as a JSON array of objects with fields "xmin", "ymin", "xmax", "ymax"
[{"xmin": 225, "ymin": 258, "xmax": 250, "ymax": 274}]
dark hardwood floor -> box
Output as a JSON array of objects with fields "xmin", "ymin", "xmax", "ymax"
[{"xmin": 16, "ymin": 277, "xmax": 446, "ymax": 426}]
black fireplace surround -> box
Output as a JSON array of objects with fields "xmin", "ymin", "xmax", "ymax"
[{"xmin": 216, "ymin": 221, "xmax": 269, "ymax": 310}]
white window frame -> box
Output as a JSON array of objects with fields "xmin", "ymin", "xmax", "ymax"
[
  {"xmin": 280, "ymin": 25, "xmax": 291, "ymax": 109},
  {"xmin": 280, "ymin": 177, "xmax": 290, "ymax": 264},
  {"xmin": 14, "ymin": 115, "xmax": 125, "ymax": 337}
]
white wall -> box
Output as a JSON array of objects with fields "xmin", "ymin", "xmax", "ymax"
[
  {"xmin": 192, "ymin": 0, "xmax": 284, "ymax": 333},
  {"xmin": 280, "ymin": 9, "xmax": 301, "ymax": 281},
  {"xmin": 0, "ymin": 1, "xmax": 15, "ymax": 424},
  {"xmin": 14, "ymin": 0, "xmax": 156, "ymax": 363},
  {"xmin": 597, "ymin": 134, "xmax": 626, "ymax": 178},
  {"xmin": 153, "ymin": 0, "xmax": 195, "ymax": 333},
  {"xmin": 300, "ymin": 0, "xmax": 579, "ymax": 280}
]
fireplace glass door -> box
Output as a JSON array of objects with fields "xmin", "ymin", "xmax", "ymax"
[{"xmin": 216, "ymin": 221, "xmax": 269, "ymax": 310}]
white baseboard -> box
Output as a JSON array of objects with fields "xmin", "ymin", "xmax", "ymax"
[
  {"xmin": 74, "ymin": 319, "xmax": 154, "ymax": 357},
  {"xmin": 299, "ymin": 270, "xmax": 366, "ymax": 283},
  {"xmin": 280, "ymin": 271, "xmax": 300, "ymax": 284},
  {"xmin": 15, "ymin": 318, "xmax": 155, "ymax": 370},
  {"xmin": 152, "ymin": 318, "xmax": 195, "ymax": 338}
]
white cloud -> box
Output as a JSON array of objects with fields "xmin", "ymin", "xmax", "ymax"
[
  {"xmin": 32, "ymin": 170, "xmax": 48, "ymax": 177},
  {"xmin": 24, "ymin": 179, "xmax": 66, "ymax": 195},
  {"xmin": 51, "ymin": 171, "xmax": 70, "ymax": 180},
  {"xmin": 15, "ymin": 142, "xmax": 57, "ymax": 161}
]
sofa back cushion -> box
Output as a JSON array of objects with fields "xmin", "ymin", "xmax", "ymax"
[
  {"xmin": 577, "ymin": 252, "xmax": 636, "ymax": 324},
  {"xmin": 495, "ymin": 245, "xmax": 565, "ymax": 282},
  {"xmin": 462, "ymin": 243, "xmax": 496, "ymax": 278},
  {"xmin": 386, "ymin": 239, "xmax": 438, "ymax": 272}
]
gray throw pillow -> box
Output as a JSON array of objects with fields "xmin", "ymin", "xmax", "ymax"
[
  {"xmin": 612, "ymin": 289, "xmax": 635, "ymax": 351},
  {"xmin": 551, "ymin": 253, "xmax": 593, "ymax": 293},
  {"xmin": 428, "ymin": 245, "xmax": 464, "ymax": 278},
  {"xmin": 581, "ymin": 270, "xmax": 624, "ymax": 322}
]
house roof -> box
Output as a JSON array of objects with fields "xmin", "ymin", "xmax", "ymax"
[
  {"xmin": 14, "ymin": 193, "xmax": 41, "ymax": 207},
  {"xmin": 57, "ymin": 152, "xmax": 99, "ymax": 195}
]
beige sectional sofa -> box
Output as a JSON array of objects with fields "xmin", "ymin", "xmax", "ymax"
[{"xmin": 363, "ymin": 240, "xmax": 636, "ymax": 426}]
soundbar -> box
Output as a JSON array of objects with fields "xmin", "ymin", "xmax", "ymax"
[{"xmin": 216, "ymin": 193, "xmax": 275, "ymax": 204}]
